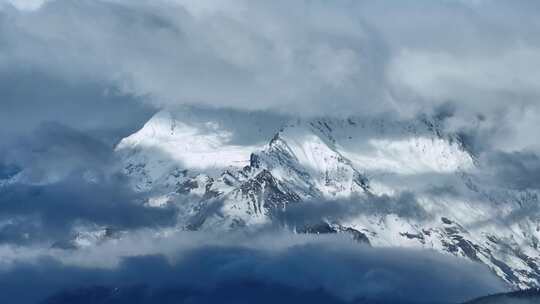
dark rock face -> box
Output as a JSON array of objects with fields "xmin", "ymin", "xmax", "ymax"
[
  {"xmin": 400, "ymin": 232, "xmax": 425, "ymax": 243},
  {"xmin": 297, "ymin": 222, "xmax": 371, "ymax": 245},
  {"xmin": 50, "ymin": 239, "xmax": 78, "ymax": 250},
  {"xmin": 176, "ymin": 179, "xmax": 198, "ymax": 194},
  {"xmin": 337, "ymin": 226, "xmax": 371, "ymax": 244},
  {"xmin": 238, "ymin": 169, "xmax": 301, "ymax": 214},
  {"xmin": 297, "ymin": 222, "xmax": 338, "ymax": 235}
]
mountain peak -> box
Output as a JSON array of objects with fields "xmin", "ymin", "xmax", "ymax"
[{"xmin": 113, "ymin": 108, "xmax": 540, "ymax": 289}]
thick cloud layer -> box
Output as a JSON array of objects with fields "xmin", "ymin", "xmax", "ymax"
[
  {"xmin": 1, "ymin": 0, "xmax": 539, "ymax": 154},
  {"xmin": 1, "ymin": 0, "xmax": 540, "ymax": 119},
  {"xmin": 0, "ymin": 231, "xmax": 506, "ymax": 304},
  {"xmin": 273, "ymin": 191, "xmax": 430, "ymax": 229},
  {"xmin": 0, "ymin": 123, "xmax": 177, "ymax": 245},
  {"xmin": 0, "ymin": 69, "xmax": 154, "ymax": 143}
]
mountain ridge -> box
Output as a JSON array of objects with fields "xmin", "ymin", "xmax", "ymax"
[{"xmin": 112, "ymin": 107, "xmax": 540, "ymax": 289}]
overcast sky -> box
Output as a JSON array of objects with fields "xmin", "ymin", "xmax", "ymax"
[{"xmin": 1, "ymin": 0, "xmax": 539, "ymax": 149}]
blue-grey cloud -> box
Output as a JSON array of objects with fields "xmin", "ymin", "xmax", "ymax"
[
  {"xmin": 0, "ymin": 233, "xmax": 506, "ymax": 304},
  {"xmin": 0, "ymin": 123, "xmax": 177, "ymax": 245},
  {"xmin": 0, "ymin": 69, "xmax": 154, "ymax": 144},
  {"xmin": 272, "ymin": 191, "xmax": 429, "ymax": 230},
  {"xmin": 2, "ymin": 0, "xmax": 540, "ymax": 121}
]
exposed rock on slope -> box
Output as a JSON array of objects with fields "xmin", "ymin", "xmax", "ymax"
[{"xmin": 114, "ymin": 108, "xmax": 540, "ymax": 289}]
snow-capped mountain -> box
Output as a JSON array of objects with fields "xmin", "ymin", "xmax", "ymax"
[{"xmin": 115, "ymin": 107, "xmax": 540, "ymax": 290}]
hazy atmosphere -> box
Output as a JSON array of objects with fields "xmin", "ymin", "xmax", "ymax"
[{"xmin": 1, "ymin": 1, "xmax": 540, "ymax": 303}]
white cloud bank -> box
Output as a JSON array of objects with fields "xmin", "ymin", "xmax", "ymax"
[
  {"xmin": 2, "ymin": 0, "xmax": 540, "ymax": 119},
  {"xmin": 0, "ymin": 0, "xmax": 49, "ymax": 10}
]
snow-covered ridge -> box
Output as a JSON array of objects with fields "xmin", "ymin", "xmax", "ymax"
[
  {"xmin": 114, "ymin": 108, "xmax": 540, "ymax": 289},
  {"xmin": 117, "ymin": 110, "xmax": 473, "ymax": 190},
  {"xmin": 116, "ymin": 110, "xmax": 261, "ymax": 172}
]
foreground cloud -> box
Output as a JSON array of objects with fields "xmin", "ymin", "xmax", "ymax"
[
  {"xmin": 0, "ymin": 231, "xmax": 506, "ymax": 304},
  {"xmin": 0, "ymin": 123, "xmax": 177, "ymax": 245}
]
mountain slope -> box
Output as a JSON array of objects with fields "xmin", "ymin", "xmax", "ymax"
[{"xmin": 115, "ymin": 107, "xmax": 540, "ymax": 289}]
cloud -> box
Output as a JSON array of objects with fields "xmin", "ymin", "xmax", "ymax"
[
  {"xmin": 272, "ymin": 191, "xmax": 429, "ymax": 229},
  {"xmin": 0, "ymin": 123, "xmax": 177, "ymax": 245},
  {"xmin": 1, "ymin": 0, "xmax": 538, "ymax": 118},
  {"xmin": 481, "ymin": 151, "xmax": 540, "ymax": 191},
  {"xmin": 0, "ymin": 0, "xmax": 49, "ymax": 11},
  {"xmin": 5, "ymin": 122, "xmax": 116, "ymax": 183},
  {"xmin": 0, "ymin": 231, "xmax": 506, "ymax": 304},
  {"xmin": 0, "ymin": 69, "xmax": 154, "ymax": 144},
  {"xmin": 0, "ymin": 177, "xmax": 178, "ymax": 245},
  {"xmin": 1, "ymin": 0, "xmax": 538, "ymax": 155}
]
